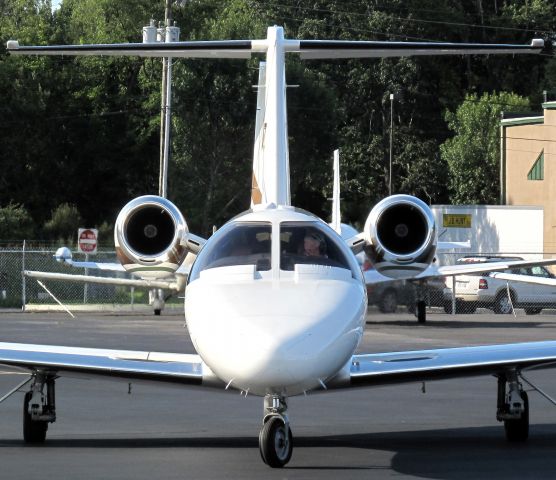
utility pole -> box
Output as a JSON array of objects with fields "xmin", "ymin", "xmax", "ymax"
[
  {"xmin": 389, "ymin": 93, "xmax": 394, "ymax": 196},
  {"xmin": 143, "ymin": 2, "xmax": 180, "ymax": 199}
]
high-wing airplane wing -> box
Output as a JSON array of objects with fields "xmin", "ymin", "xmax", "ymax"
[
  {"xmin": 362, "ymin": 258, "xmax": 556, "ymax": 284},
  {"xmin": 24, "ymin": 270, "xmax": 180, "ymax": 291}
]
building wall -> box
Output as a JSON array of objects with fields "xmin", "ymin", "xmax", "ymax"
[
  {"xmin": 504, "ymin": 103, "xmax": 556, "ymax": 254},
  {"xmin": 432, "ymin": 205, "xmax": 543, "ymax": 265}
]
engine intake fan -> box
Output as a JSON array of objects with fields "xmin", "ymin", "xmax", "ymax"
[
  {"xmin": 115, "ymin": 195, "xmax": 189, "ymax": 278},
  {"xmin": 364, "ymin": 195, "xmax": 436, "ymax": 279}
]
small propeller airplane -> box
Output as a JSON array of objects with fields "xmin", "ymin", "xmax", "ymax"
[{"xmin": 3, "ymin": 27, "xmax": 556, "ymax": 468}]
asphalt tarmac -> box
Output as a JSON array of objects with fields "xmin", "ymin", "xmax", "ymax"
[{"xmin": 2, "ymin": 308, "xmax": 556, "ymax": 479}]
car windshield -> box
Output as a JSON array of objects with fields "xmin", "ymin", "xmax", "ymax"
[
  {"xmin": 280, "ymin": 222, "xmax": 352, "ymax": 271},
  {"xmin": 189, "ymin": 222, "xmax": 271, "ymax": 280}
]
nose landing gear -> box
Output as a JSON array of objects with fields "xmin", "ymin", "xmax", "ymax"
[{"xmin": 259, "ymin": 394, "xmax": 293, "ymax": 468}]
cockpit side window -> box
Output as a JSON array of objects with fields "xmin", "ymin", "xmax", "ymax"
[
  {"xmin": 188, "ymin": 223, "xmax": 271, "ymax": 281},
  {"xmin": 280, "ymin": 222, "xmax": 352, "ymax": 271}
]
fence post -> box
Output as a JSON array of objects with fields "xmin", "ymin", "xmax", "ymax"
[{"xmin": 21, "ymin": 240, "xmax": 26, "ymax": 311}]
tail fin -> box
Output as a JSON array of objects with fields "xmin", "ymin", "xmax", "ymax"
[{"xmin": 331, "ymin": 149, "xmax": 342, "ymax": 234}]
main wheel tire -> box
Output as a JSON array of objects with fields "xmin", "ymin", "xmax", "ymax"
[
  {"xmin": 504, "ymin": 391, "xmax": 529, "ymax": 442},
  {"xmin": 494, "ymin": 292, "xmax": 514, "ymax": 315},
  {"xmin": 259, "ymin": 417, "xmax": 293, "ymax": 468},
  {"xmin": 154, "ymin": 309, "xmax": 161, "ymax": 316},
  {"xmin": 23, "ymin": 392, "xmax": 47, "ymax": 443},
  {"xmin": 525, "ymin": 308, "xmax": 542, "ymax": 315},
  {"xmin": 378, "ymin": 290, "xmax": 397, "ymax": 313}
]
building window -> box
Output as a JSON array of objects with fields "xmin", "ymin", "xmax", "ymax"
[{"xmin": 527, "ymin": 151, "xmax": 544, "ymax": 180}]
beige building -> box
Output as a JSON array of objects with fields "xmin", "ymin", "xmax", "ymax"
[{"xmin": 502, "ymin": 102, "xmax": 556, "ymax": 254}]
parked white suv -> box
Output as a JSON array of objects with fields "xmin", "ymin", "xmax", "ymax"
[{"xmin": 444, "ymin": 256, "xmax": 556, "ymax": 314}]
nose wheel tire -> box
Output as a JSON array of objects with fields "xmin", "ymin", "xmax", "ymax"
[{"xmin": 259, "ymin": 417, "xmax": 293, "ymax": 468}]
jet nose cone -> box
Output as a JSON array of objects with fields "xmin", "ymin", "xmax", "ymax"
[{"xmin": 185, "ymin": 276, "xmax": 366, "ymax": 395}]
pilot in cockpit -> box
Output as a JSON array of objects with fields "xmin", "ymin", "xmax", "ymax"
[{"xmin": 301, "ymin": 231, "xmax": 327, "ymax": 258}]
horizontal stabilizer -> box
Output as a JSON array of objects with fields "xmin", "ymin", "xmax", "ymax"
[
  {"xmin": 8, "ymin": 37, "xmax": 543, "ymax": 60},
  {"xmin": 299, "ymin": 39, "xmax": 544, "ymax": 59},
  {"xmin": 6, "ymin": 39, "xmax": 253, "ymax": 58}
]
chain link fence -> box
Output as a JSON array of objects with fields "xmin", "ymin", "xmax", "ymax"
[
  {"xmin": 0, "ymin": 245, "xmax": 182, "ymax": 312},
  {"xmin": 2, "ymin": 246, "xmax": 556, "ymax": 315}
]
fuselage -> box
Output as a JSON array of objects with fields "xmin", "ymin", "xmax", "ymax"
[{"xmin": 185, "ymin": 206, "xmax": 367, "ymax": 396}]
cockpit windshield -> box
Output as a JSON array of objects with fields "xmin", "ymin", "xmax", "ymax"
[
  {"xmin": 280, "ymin": 222, "xmax": 352, "ymax": 271},
  {"xmin": 188, "ymin": 222, "xmax": 271, "ymax": 281}
]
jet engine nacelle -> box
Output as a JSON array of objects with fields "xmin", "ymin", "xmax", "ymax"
[
  {"xmin": 114, "ymin": 195, "xmax": 189, "ymax": 278},
  {"xmin": 364, "ymin": 194, "xmax": 436, "ymax": 279}
]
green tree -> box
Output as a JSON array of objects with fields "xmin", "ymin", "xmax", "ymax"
[
  {"xmin": 440, "ymin": 92, "xmax": 530, "ymax": 204},
  {"xmin": 43, "ymin": 203, "xmax": 83, "ymax": 242},
  {"xmin": 0, "ymin": 204, "xmax": 34, "ymax": 241}
]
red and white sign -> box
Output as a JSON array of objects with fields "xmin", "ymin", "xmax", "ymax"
[{"xmin": 77, "ymin": 228, "xmax": 98, "ymax": 254}]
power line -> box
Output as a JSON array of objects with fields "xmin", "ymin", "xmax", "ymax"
[{"xmin": 258, "ymin": 1, "xmax": 556, "ymax": 36}]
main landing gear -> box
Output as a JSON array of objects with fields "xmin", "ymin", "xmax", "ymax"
[
  {"xmin": 259, "ymin": 394, "xmax": 292, "ymax": 468},
  {"xmin": 23, "ymin": 372, "xmax": 57, "ymax": 443},
  {"xmin": 496, "ymin": 371, "xmax": 529, "ymax": 442}
]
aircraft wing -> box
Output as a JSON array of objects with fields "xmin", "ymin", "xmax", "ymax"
[
  {"xmin": 349, "ymin": 341, "xmax": 556, "ymax": 387},
  {"xmin": 58, "ymin": 260, "xmax": 125, "ymax": 271},
  {"xmin": 0, "ymin": 342, "xmax": 204, "ymax": 385},
  {"xmin": 437, "ymin": 240, "xmax": 471, "ymax": 251}
]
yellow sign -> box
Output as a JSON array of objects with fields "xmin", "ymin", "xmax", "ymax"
[{"xmin": 443, "ymin": 214, "xmax": 472, "ymax": 228}]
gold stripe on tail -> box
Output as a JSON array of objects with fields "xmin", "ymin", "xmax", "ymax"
[{"xmin": 251, "ymin": 173, "xmax": 262, "ymax": 205}]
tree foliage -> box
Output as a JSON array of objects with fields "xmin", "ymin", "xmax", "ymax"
[
  {"xmin": 440, "ymin": 92, "xmax": 530, "ymax": 204},
  {"xmin": 0, "ymin": 203, "xmax": 34, "ymax": 241},
  {"xmin": 1, "ymin": 0, "xmax": 555, "ymax": 239},
  {"xmin": 43, "ymin": 202, "xmax": 83, "ymax": 242}
]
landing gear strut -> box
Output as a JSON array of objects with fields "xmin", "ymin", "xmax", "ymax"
[
  {"xmin": 259, "ymin": 394, "xmax": 292, "ymax": 468},
  {"xmin": 149, "ymin": 289, "xmax": 165, "ymax": 316},
  {"xmin": 23, "ymin": 372, "xmax": 57, "ymax": 443},
  {"xmin": 413, "ymin": 282, "xmax": 427, "ymax": 323},
  {"xmin": 496, "ymin": 371, "xmax": 529, "ymax": 442}
]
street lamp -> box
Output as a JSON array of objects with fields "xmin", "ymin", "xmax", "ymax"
[{"xmin": 389, "ymin": 93, "xmax": 394, "ymax": 196}]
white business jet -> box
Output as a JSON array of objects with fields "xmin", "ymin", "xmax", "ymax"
[{"xmin": 4, "ymin": 28, "xmax": 556, "ymax": 468}]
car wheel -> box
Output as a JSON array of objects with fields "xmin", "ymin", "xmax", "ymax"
[
  {"xmin": 378, "ymin": 289, "xmax": 397, "ymax": 313},
  {"xmin": 494, "ymin": 292, "xmax": 514, "ymax": 314}
]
